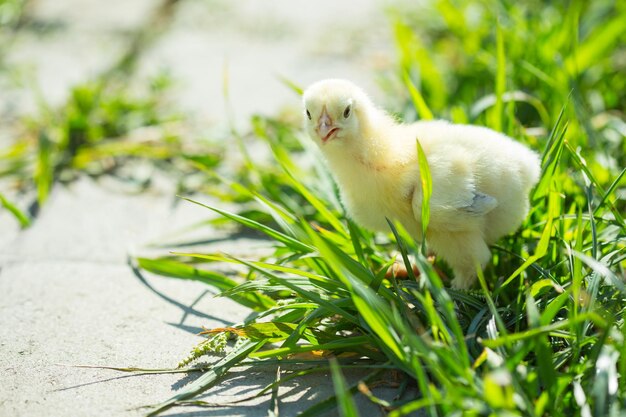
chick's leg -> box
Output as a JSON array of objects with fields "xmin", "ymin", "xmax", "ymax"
[{"xmin": 427, "ymin": 231, "xmax": 491, "ymax": 289}]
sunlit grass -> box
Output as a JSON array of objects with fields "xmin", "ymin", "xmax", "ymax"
[
  {"xmin": 128, "ymin": 1, "xmax": 626, "ymax": 416},
  {"xmin": 132, "ymin": 1, "xmax": 625, "ymax": 416},
  {"xmin": 0, "ymin": 72, "xmax": 223, "ymax": 225}
]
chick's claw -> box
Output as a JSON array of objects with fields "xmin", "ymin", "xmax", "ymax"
[
  {"xmin": 384, "ymin": 260, "xmax": 420, "ymax": 280},
  {"xmin": 384, "ymin": 255, "xmax": 448, "ymax": 283}
]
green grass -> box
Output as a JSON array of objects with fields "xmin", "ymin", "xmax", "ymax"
[
  {"xmin": 132, "ymin": 1, "xmax": 625, "ymax": 415},
  {"xmin": 131, "ymin": 1, "xmax": 625, "ymax": 416},
  {"xmin": 0, "ymin": 74, "xmax": 220, "ymax": 224},
  {"xmin": 2, "ymin": 0, "xmax": 623, "ymax": 415}
]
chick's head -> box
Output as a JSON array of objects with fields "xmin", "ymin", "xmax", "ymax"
[{"xmin": 303, "ymin": 79, "xmax": 370, "ymax": 147}]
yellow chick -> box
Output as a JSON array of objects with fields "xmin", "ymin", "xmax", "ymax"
[{"xmin": 303, "ymin": 79, "xmax": 541, "ymax": 289}]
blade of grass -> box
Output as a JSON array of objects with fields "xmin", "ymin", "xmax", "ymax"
[
  {"xmin": 402, "ymin": 70, "xmax": 434, "ymax": 120},
  {"xmin": 0, "ymin": 192, "xmax": 30, "ymax": 228},
  {"xmin": 146, "ymin": 339, "xmax": 265, "ymax": 416},
  {"xmin": 180, "ymin": 196, "xmax": 314, "ymax": 253},
  {"xmin": 35, "ymin": 130, "xmax": 53, "ymax": 205},
  {"xmin": 277, "ymin": 75, "xmax": 303, "ymax": 96},
  {"xmin": 416, "ymin": 138, "xmax": 432, "ymax": 256},
  {"xmin": 500, "ymin": 188, "xmax": 559, "ymax": 288},
  {"xmin": 250, "ymin": 336, "xmax": 371, "ymax": 360},
  {"xmin": 298, "ymin": 369, "xmax": 382, "ymax": 417},
  {"xmin": 268, "ymin": 365, "xmax": 280, "ymax": 417},
  {"xmin": 492, "ymin": 22, "xmax": 505, "ymax": 132},
  {"xmin": 386, "ymin": 219, "xmax": 417, "ymax": 282},
  {"xmin": 330, "ymin": 358, "xmax": 361, "ymax": 417},
  {"xmin": 593, "ymin": 167, "xmax": 626, "ymax": 217},
  {"xmin": 533, "ymin": 111, "xmax": 567, "ymax": 200},
  {"xmin": 174, "ymin": 252, "xmax": 341, "ymax": 289},
  {"xmin": 135, "ymin": 257, "xmax": 275, "ymax": 311},
  {"xmin": 280, "ymin": 167, "xmax": 347, "ymax": 237}
]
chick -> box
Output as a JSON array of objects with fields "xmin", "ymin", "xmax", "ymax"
[{"xmin": 303, "ymin": 79, "xmax": 541, "ymax": 289}]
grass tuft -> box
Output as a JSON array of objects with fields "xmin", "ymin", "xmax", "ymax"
[
  {"xmin": 134, "ymin": 1, "xmax": 625, "ymax": 414},
  {"xmin": 134, "ymin": 1, "xmax": 624, "ymax": 415}
]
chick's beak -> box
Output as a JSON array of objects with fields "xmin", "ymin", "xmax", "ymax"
[{"xmin": 317, "ymin": 108, "xmax": 339, "ymax": 142}]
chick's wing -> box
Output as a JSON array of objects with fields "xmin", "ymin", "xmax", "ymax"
[{"xmin": 412, "ymin": 146, "xmax": 497, "ymax": 230}]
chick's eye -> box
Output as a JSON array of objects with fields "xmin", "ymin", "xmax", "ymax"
[
  {"xmin": 306, "ymin": 109, "xmax": 312, "ymax": 120},
  {"xmin": 343, "ymin": 105, "xmax": 351, "ymax": 119}
]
